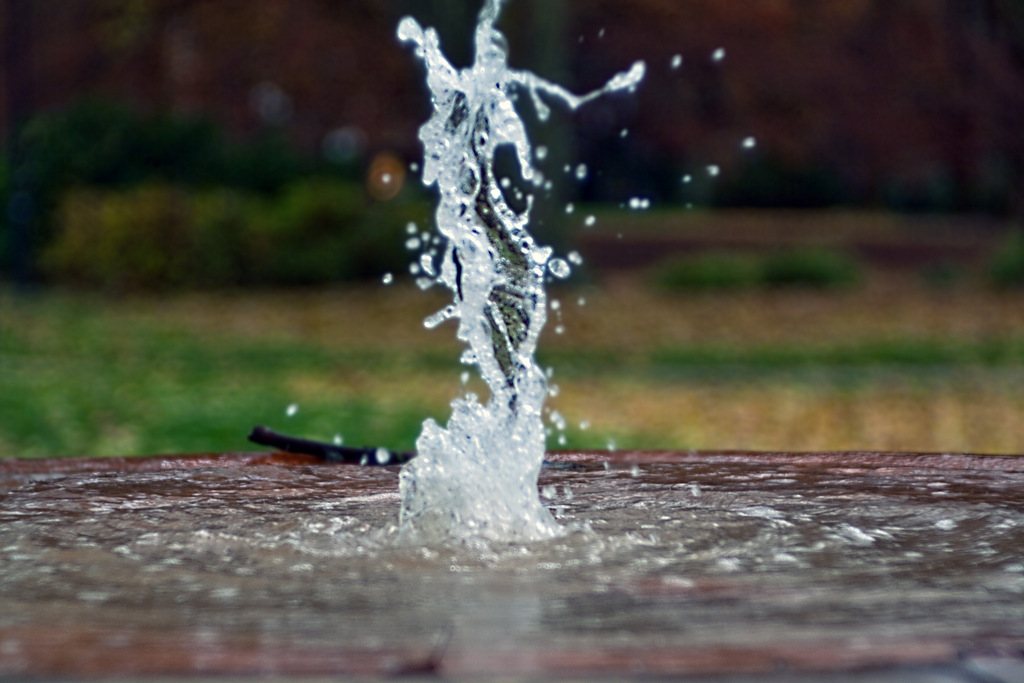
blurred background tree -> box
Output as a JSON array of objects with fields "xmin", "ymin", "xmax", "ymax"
[{"xmin": 3, "ymin": 0, "xmax": 1024, "ymax": 289}]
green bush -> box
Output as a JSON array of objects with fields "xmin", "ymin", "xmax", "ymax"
[
  {"xmin": 988, "ymin": 231, "xmax": 1024, "ymax": 289},
  {"xmin": 651, "ymin": 252, "xmax": 762, "ymax": 291},
  {"xmin": 761, "ymin": 247, "xmax": 862, "ymax": 288},
  {"xmin": 43, "ymin": 179, "xmax": 429, "ymax": 290},
  {"xmin": 651, "ymin": 247, "xmax": 863, "ymax": 292}
]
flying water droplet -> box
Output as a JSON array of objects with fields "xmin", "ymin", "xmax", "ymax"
[
  {"xmin": 406, "ymin": 222, "xmax": 418, "ymax": 235},
  {"xmin": 707, "ymin": 164, "xmax": 721, "ymax": 177},
  {"xmin": 405, "ymin": 237, "xmax": 421, "ymax": 250},
  {"xmin": 382, "ymin": 272, "xmax": 394, "ymax": 285},
  {"xmin": 567, "ymin": 250, "xmax": 584, "ymax": 266},
  {"xmin": 584, "ymin": 215, "xmax": 596, "ymax": 227},
  {"xmin": 742, "ymin": 136, "xmax": 757, "ymax": 149},
  {"xmin": 286, "ymin": 403, "xmax": 299, "ymax": 417},
  {"xmin": 682, "ymin": 174, "xmax": 692, "ymax": 184},
  {"xmin": 333, "ymin": 434, "xmax": 343, "ymax": 445},
  {"xmin": 712, "ymin": 47, "xmax": 726, "ymax": 63},
  {"xmin": 548, "ymin": 258, "xmax": 571, "ymax": 279},
  {"xmin": 670, "ymin": 54, "xmax": 683, "ymax": 69},
  {"xmin": 575, "ymin": 164, "xmax": 588, "ymax": 181},
  {"xmin": 375, "ymin": 448, "xmax": 391, "ymax": 465},
  {"xmin": 564, "ymin": 202, "xmax": 575, "ymax": 214}
]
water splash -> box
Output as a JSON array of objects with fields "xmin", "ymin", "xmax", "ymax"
[{"xmin": 396, "ymin": 0, "xmax": 644, "ymax": 542}]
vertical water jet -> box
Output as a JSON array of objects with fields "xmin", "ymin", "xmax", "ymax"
[{"xmin": 396, "ymin": 0, "xmax": 644, "ymax": 541}]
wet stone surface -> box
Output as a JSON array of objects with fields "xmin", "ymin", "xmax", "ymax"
[{"xmin": 0, "ymin": 451, "xmax": 1022, "ymax": 678}]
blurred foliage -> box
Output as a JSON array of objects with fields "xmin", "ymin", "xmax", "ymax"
[
  {"xmin": 18, "ymin": 99, "xmax": 327, "ymax": 193},
  {"xmin": 4, "ymin": 99, "xmax": 432, "ymax": 288},
  {"xmin": 651, "ymin": 252, "xmax": 762, "ymax": 291},
  {"xmin": 43, "ymin": 179, "xmax": 428, "ymax": 290},
  {"xmin": 651, "ymin": 247, "xmax": 863, "ymax": 292},
  {"xmin": 988, "ymin": 231, "xmax": 1024, "ymax": 288},
  {"xmin": 760, "ymin": 247, "xmax": 862, "ymax": 288}
]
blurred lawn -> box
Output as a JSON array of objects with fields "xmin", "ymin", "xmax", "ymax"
[{"xmin": 3, "ymin": 273, "xmax": 1024, "ymax": 459}]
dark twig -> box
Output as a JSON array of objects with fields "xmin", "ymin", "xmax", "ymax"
[{"xmin": 247, "ymin": 425, "xmax": 415, "ymax": 466}]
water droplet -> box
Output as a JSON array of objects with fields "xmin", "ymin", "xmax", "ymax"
[
  {"xmin": 548, "ymin": 258, "xmax": 571, "ymax": 279},
  {"xmin": 554, "ymin": 325, "xmax": 565, "ymax": 335},
  {"xmin": 406, "ymin": 222, "xmax": 418, "ymax": 234},
  {"xmin": 584, "ymin": 215, "xmax": 596, "ymax": 228},
  {"xmin": 575, "ymin": 164, "xmax": 588, "ymax": 180},
  {"xmin": 682, "ymin": 174, "xmax": 692, "ymax": 184},
  {"xmin": 630, "ymin": 464, "xmax": 640, "ymax": 477},
  {"xmin": 742, "ymin": 136, "xmax": 757, "ymax": 149},
  {"xmin": 548, "ymin": 383, "xmax": 560, "ymax": 397},
  {"xmin": 535, "ymin": 145, "xmax": 548, "ymax": 161},
  {"xmin": 286, "ymin": 403, "xmax": 299, "ymax": 417},
  {"xmin": 598, "ymin": 28, "xmax": 606, "ymax": 38},
  {"xmin": 707, "ymin": 164, "xmax": 720, "ymax": 177},
  {"xmin": 333, "ymin": 434, "xmax": 343, "ymax": 445},
  {"xmin": 460, "ymin": 371, "xmax": 470, "ymax": 385},
  {"xmin": 405, "ymin": 237, "xmax": 421, "ymax": 250},
  {"xmin": 566, "ymin": 251, "xmax": 583, "ymax": 266},
  {"xmin": 382, "ymin": 272, "xmax": 394, "ymax": 285},
  {"xmin": 607, "ymin": 439, "xmax": 617, "ymax": 452},
  {"xmin": 557, "ymin": 434, "xmax": 567, "ymax": 445},
  {"xmin": 620, "ymin": 128, "xmax": 629, "ymax": 138},
  {"xmin": 409, "ymin": 262, "xmax": 421, "ymax": 275},
  {"xmin": 541, "ymin": 485, "xmax": 557, "ymax": 499},
  {"xmin": 712, "ymin": 47, "xmax": 726, "ymax": 63},
  {"xmin": 579, "ymin": 420, "xmax": 590, "ymax": 430},
  {"xmin": 670, "ymin": 54, "xmax": 683, "ymax": 69},
  {"xmin": 577, "ymin": 297, "xmax": 586, "ymax": 307},
  {"xmin": 375, "ymin": 448, "xmax": 391, "ymax": 465},
  {"xmin": 409, "ymin": 162, "xmax": 419, "ymax": 173},
  {"xmin": 500, "ymin": 177, "xmax": 511, "ymax": 188},
  {"xmin": 550, "ymin": 299, "xmax": 561, "ymax": 311},
  {"xmin": 419, "ymin": 253, "xmax": 436, "ymax": 276},
  {"xmin": 564, "ymin": 202, "xmax": 575, "ymax": 214}
]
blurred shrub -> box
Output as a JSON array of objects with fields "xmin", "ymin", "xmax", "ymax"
[
  {"xmin": 761, "ymin": 248, "xmax": 862, "ymax": 288},
  {"xmin": 4, "ymin": 99, "xmax": 363, "ymax": 281},
  {"xmin": 43, "ymin": 179, "xmax": 428, "ymax": 290},
  {"xmin": 19, "ymin": 99, "xmax": 323, "ymax": 194},
  {"xmin": 988, "ymin": 231, "xmax": 1024, "ymax": 289},
  {"xmin": 714, "ymin": 155, "xmax": 850, "ymax": 209},
  {"xmin": 651, "ymin": 252, "xmax": 762, "ymax": 291},
  {"xmin": 652, "ymin": 247, "xmax": 862, "ymax": 292}
]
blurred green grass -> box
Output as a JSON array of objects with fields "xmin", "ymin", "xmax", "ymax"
[{"xmin": 4, "ymin": 275, "xmax": 1024, "ymax": 459}]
